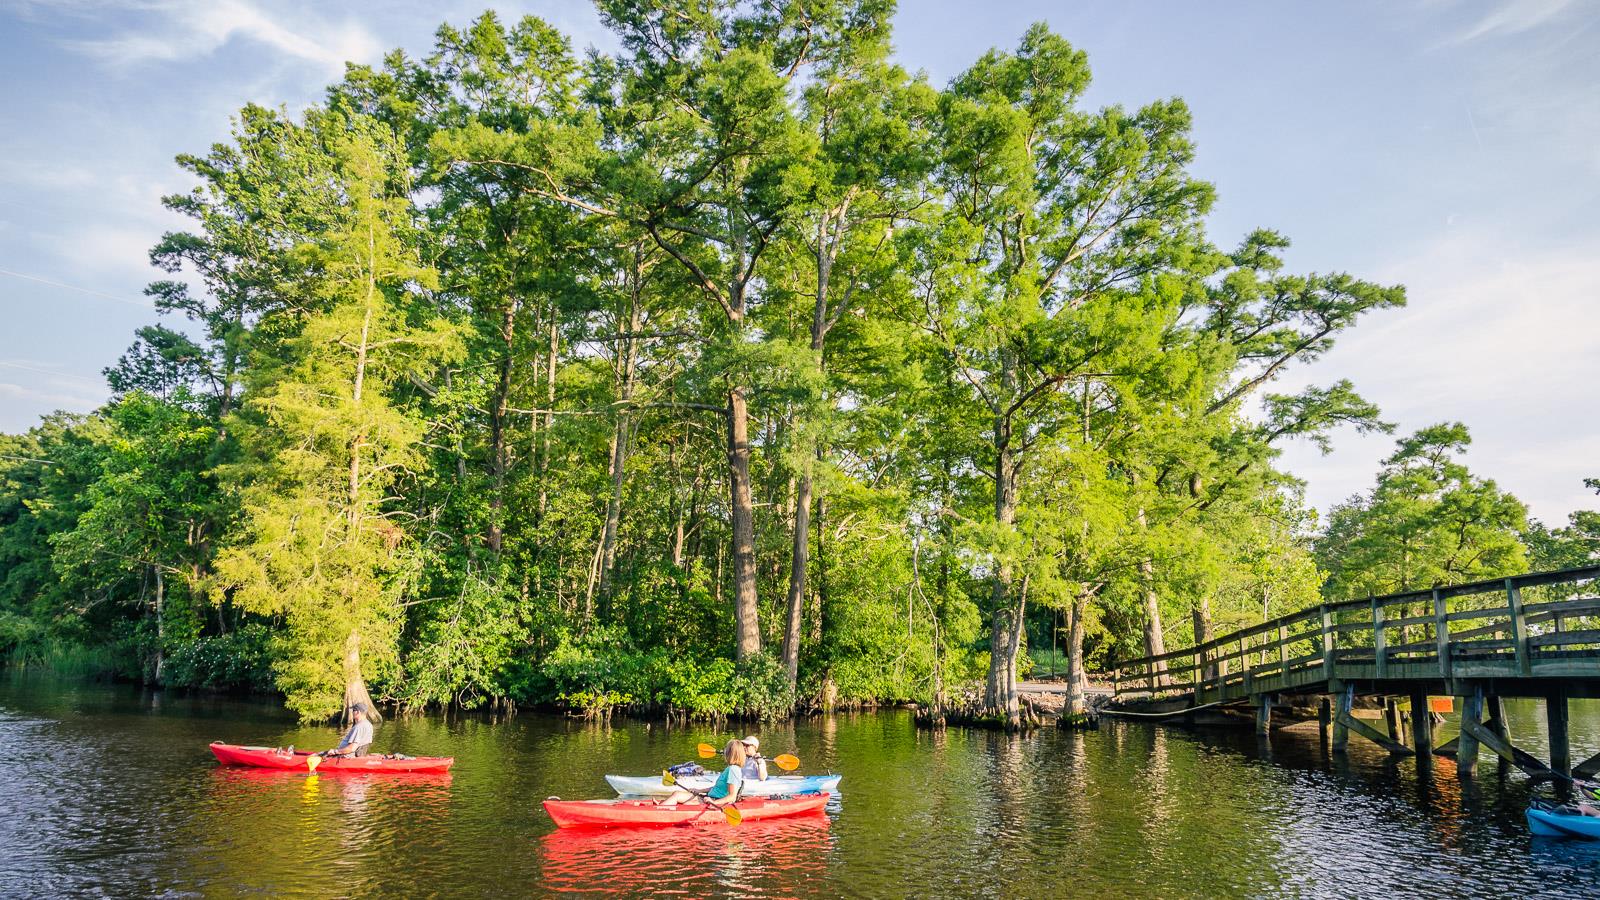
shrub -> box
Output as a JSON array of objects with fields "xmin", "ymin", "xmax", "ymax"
[
  {"xmin": 535, "ymin": 628, "xmax": 795, "ymax": 719},
  {"xmin": 162, "ymin": 624, "xmax": 277, "ymax": 692}
]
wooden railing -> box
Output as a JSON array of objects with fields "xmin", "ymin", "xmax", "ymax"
[{"xmin": 1111, "ymin": 564, "xmax": 1600, "ymax": 704}]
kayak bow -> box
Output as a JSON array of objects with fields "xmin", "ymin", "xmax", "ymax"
[
  {"xmin": 1528, "ymin": 799, "xmax": 1600, "ymax": 839},
  {"xmin": 543, "ymin": 793, "xmax": 830, "ymax": 829},
  {"xmin": 605, "ymin": 773, "xmax": 841, "ymax": 797},
  {"xmin": 209, "ymin": 742, "xmax": 454, "ymax": 774}
]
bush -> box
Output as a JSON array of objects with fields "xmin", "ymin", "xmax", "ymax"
[
  {"xmin": 0, "ymin": 612, "xmax": 43, "ymax": 654},
  {"xmin": 535, "ymin": 628, "xmax": 795, "ymax": 719},
  {"xmin": 162, "ymin": 624, "xmax": 277, "ymax": 692}
]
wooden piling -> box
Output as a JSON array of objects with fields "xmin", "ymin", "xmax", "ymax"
[
  {"xmin": 1486, "ymin": 695, "xmax": 1508, "ymax": 742},
  {"xmin": 1256, "ymin": 694, "xmax": 1272, "ymax": 737},
  {"xmin": 1318, "ymin": 696, "xmax": 1332, "ymax": 748},
  {"xmin": 1332, "ymin": 685, "xmax": 1351, "ymax": 754},
  {"xmin": 1457, "ymin": 687, "xmax": 1483, "ymax": 776},
  {"xmin": 1384, "ymin": 698, "xmax": 1404, "ymax": 747},
  {"xmin": 1549, "ymin": 687, "xmax": 1571, "ymax": 778},
  {"xmin": 1410, "ymin": 687, "xmax": 1434, "ymax": 756}
]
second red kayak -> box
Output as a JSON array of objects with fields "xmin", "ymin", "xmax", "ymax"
[
  {"xmin": 209, "ymin": 742, "xmax": 454, "ymax": 773},
  {"xmin": 544, "ymin": 793, "xmax": 830, "ymax": 828}
]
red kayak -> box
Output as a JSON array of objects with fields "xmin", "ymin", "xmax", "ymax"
[
  {"xmin": 543, "ymin": 793, "xmax": 830, "ymax": 829},
  {"xmin": 209, "ymin": 742, "xmax": 454, "ymax": 774}
]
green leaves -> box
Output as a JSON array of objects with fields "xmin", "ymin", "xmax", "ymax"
[
  {"xmin": 1317, "ymin": 423, "xmax": 1529, "ymax": 599},
  {"xmin": 0, "ymin": 5, "xmax": 1468, "ymax": 721}
]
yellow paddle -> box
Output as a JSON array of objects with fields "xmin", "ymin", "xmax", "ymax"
[
  {"xmin": 307, "ymin": 752, "xmax": 321, "ymax": 773},
  {"xmin": 696, "ymin": 742, "xmax": 801, "ymax": 771}
]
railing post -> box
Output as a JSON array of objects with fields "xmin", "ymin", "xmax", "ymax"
[
  {"xmin": 1433, "ymin": 588, "xmax": 1451, "ymax": 681},
  {"xmin": 1372, "ymin": 597, "xmax": 1387, "ymax": 679},
  {"xmin": 1506, "ymin": 578, "xmax": 1530, "ymax": 676},
  {"xmin": 1278, "ymin": 624, "xmax": 1288, "ymax": 674},
  {"xmin": 1321, "ymin": 604, "xmax": 1335, "ymax": 680},
  {"xmin": 1241, "ymin": 636, "xmax": 1252, "ymax": 694}
]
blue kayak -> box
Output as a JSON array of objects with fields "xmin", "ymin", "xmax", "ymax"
[
  {"xmin": 605, "ymin": 773, "xmax": 841, "ymax": 797},
  {"xmin": 1527, "ymin": 801, "xmax": 1600, "ymax": 839}
]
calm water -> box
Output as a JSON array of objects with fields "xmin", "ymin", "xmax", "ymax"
[{"xmin": 3, "ymin": 673, "xmax": 1600, "ymax": 898}]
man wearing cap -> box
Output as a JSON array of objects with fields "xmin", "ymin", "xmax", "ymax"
[
  {"xmin": 325, "ymin": 702, "xmax": 375, "ymax": 758},
  {"xmin": 739, "ymin": 735, "xmax": 768, "ymax": 782}
]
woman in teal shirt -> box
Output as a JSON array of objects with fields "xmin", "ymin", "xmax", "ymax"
[{"xmin": 660, "ymin": 740, "xmax": 747, "ymax": 807}]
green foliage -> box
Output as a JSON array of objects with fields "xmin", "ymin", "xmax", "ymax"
[
  {"xmin": 4, "ymin": 4, "xmax": 1530, "ymax": 731},
  {"xmin": 161, "ymin": 624, "xmax": 277, "ymax": 692},
  {"xmin": 535, "ymin": 627, "xmax": 794, "ymax": 719},
  {"xmin": 1316, "ymin": 424, "xmax": 1529, "ymax": 597}
]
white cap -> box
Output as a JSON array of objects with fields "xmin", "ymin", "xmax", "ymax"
[{"xmin": 741, "ymin": 735, "xmax": 760, "ymax": 750}]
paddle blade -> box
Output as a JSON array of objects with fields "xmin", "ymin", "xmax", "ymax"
[
  {"xmin": 307, "ymin": 754, "xmax": 321, "ymax": 773},
  {"xmin": 773, "ymin": 753, "xmax": 800, "ymax": 771},
  {"xmin": 662, "ymin": 770, "xmax": 676, "ymax": 786},
  {"xmin": 722, "ymin": 805, "xmax": 742, "ymax": 826},
  {"xmin": 697, "ymin": 742, "xmax": 718, "ymax": 759}
]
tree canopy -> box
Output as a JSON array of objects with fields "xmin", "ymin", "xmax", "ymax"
[{"xmin": 4, "ymin": 3, "xmax": 1564, "ymax": 727}]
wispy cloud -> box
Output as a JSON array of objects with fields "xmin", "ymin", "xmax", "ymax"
[
  {"xmin": 1443, "ymin": 0, "xmax": 1576, "ymax": 45},
  {"xmin": 63, "ymin": 0, "xmax": 382, "ymax": 76}
]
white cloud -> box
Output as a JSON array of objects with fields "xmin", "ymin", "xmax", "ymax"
[
  {"xmin": 0, "ymin": 381, "xmax": 102, "ymax": 407},
  {"xmin": 1275, "ymin": 229, "xmax": 1600, "ymax": 524},
  {"xmin": 65, "ymin": 0, "xmax": 383, "ymax": 76}
]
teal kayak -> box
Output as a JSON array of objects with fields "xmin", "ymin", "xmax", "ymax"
[
  {"xmin": 1527, "ymin": 799, "xmax": 1600, "ymax": 839},
  {"xmin": 605, "ymin": 773, "xmax": 841, "ymax": 797}
]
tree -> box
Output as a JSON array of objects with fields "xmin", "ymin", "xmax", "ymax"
[
  {"xmin": 1526, "ymin": 478, "xmax": 1600, "ymax": 571},
  {"xmin": 214, "ymin": 117, "xmax": 463, "ymax": 721},
  {"xmin": 912, "ymin": 24, "xmax": 1214, "ymax": 726},
  {"xmin": 1316, "ymin": 423, "xmax": 1528, "ymax": 598},
  {"xmin": 50, "ymin": 393, "xmax": 219, "ymax": 682}
]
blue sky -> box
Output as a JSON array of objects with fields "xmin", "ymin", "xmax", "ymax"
[{"xmin": 2, "ymin": 0, "xmax": 1597, "ymax": 525}]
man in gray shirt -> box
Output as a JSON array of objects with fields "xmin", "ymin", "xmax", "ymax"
[{"xmin": 326, "ymin": 702, "xmax": 375, "ymax": 758}]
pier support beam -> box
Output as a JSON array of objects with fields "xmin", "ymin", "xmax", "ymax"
[
  {"xmin": 1575, "ymin": 750, "xmax": 1600, "ymax": 780},
  {"xmin": 1456, "ymin": 687, "xmax": 1483, "ymax": 776},
  {"xmin": 1331, "ymin": 685, "xmax": 1349, "ymax": 754},
  {"xmin": 1410, "ymin": 687, "xmax": 1434, "ymax": 757},
  {"xmin": 1549, "ymin": 687, "xmax": 1571, "ymax": 779},
  {"xmin": 1332, "ymin": 684, "xmax": 1411, "ymax": 755},
  {"xmin": 1256, "ymin": 694, "xmax": 1273, "ymax": 737},
  {"xmin": 1318, "ymin": 696, "xmax": 1332, "ymax": 748},
  {"xmin": 1384, "ymin": 698, "xmax": 1405, "ymax": 747}
]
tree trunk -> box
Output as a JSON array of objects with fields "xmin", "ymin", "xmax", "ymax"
[
  {"xmin": 598, "ymin": 298, "xmax": 640, "ymax": 606},
  {"xmin": 537, "ymin": 314, "xmax": 558, "ymax": 521},
  {"xmin": 487, "ymin": 300, "xmax": 516, "ymax": 554},
  {"xmin": 727, "ymin": 387, "xmax": 761, "ymax": 660},
  {"xmin": 152, "ymin": 565, "xmax": 165, "ymax": 686},
  {"xmin": 343, "ymin": 629, "xmax": 380, "ymax": 723},
  {"xmin": 1140, "ymin": 573, "xmax": 1167, "ymax": 686},
  {"xmin": 1135, "ymin": 506, "xmax": 1167, "ymax": 686},
  {"xmin": 782, "ymin": 212, "xmax": 838, "ymax": 687},
  {"xmin": 781, "ymin": 464, "xmax": 812, "ymax": 682},
  {"xmin": 1192, "ymin": 596, "xmax": 1215, "ymax": 680},
  {"xmin": 1065, "ymin": 587, "xmax": 1089, "ymax": 715},
  {"xmin": 983, "ymin": 430, "xmax": 1022, "ymax": 728}
]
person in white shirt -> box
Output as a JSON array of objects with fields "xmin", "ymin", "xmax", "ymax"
[
  {"xmin": 739, "ymin": 735, "xmax": 768, "ymax": 781},
  {"xmin": 325, "ymin": 702, "xmax": 375, "ymax": 758}
]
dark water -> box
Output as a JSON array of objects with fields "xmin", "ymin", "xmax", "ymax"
[{"xmin": 3, "ymin": 674, "xmax": 1600, "ymax": 898}]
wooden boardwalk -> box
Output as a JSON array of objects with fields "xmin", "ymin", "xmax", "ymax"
[{"xmin": 1108, "ymin": 564, "xmax": 1600, "ymax": 778}]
